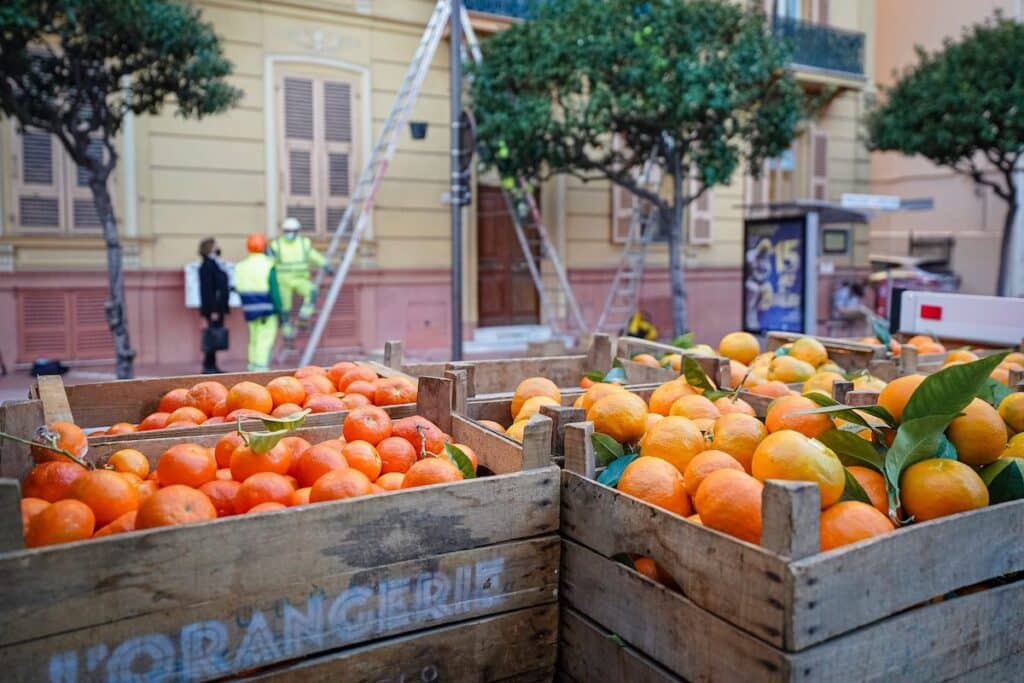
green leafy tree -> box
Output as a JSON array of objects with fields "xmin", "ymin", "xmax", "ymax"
[
  {"xmin": 0, "ymin": 1, "xmax": 241, "ymax": 378},
  {"xmin": 470, "ymin": 0, "xmax": 803, "ymax": 336},
  {"xmin": 866, "ymin": 16, "xmax": 1024, "ymax": 297}
]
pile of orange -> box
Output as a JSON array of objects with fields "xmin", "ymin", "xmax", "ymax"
[
  {"xmin": 20, "ymin": 408, "xmax": 474, "ymax": 548},
  {"xmin": 91, "ymin": 362, "xmax": 418, "ymax": 436}
]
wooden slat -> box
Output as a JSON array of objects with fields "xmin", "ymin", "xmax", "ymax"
[
  {"xmin": 0, "ymin": 479, "xmax": 23, "ymax": 553},
  {"xmin": 244, "ymin": 604, "xmax": 558, "ymax": 682},
  {"xmin": 520, "ymin": 414, "xmax": 553, "ymax": 471},
  {"xmin": 560, "ymin": 472, "xmax": 790, "ymax": 647},
  {"xmin": 0, "ymin": 467, "xmax": 560, "ymax": 648},
  {"xmin": 35, "ymin": 375, "xmax": 74, "ymax": 423},
  {"xmin": 451, "ymin": 414, "xmax": 530, "ymax": 475},
  {"xmin": 559, "ymin": 607, "xmax": 681, "ymax": 683},
  {"xmin": 765, "ymin": 332, "xmax": 879, "ymax": 371},
  {"xmin": 737, "ymin": 391, "xmax": 774, "ymax": 418},
  {"xmin": 761, "ymin": 481, "xmax": 820, "ymax": 560},
  {"xmin": 382, "ymin": 340, "xmax": 404, "ymax": 369},
  {"xmin": 415, "ymin": 376, "xmax": 452, "ymax": 434},
  {"xmin": 539, "ymin": 404, "xmax": 585, "ymax": 456},
  {"xmin": 586, "ymin": 333, "xmax": 613, "ymax": 371},
  {"xmin": 787, "ymin": 497, "xmax": 1024, "ymax": 650},
  {"xmin": 5, "ymin": 537, "xmax": 559, "ymax": 681},
  {"xmin": 621, "ymin": 359, "xmax": 676, "ymax": 384},
  {"xmin": 561, "ymin": 540, "xmax": 789, "ymax": 680},
  {"xmin": 449, "ymin": 356, "xmax": 588, "ymax": 394},
  {"xmin": 0, "ymin": 399, "xmax": 44, "ymax": 479},
  {"xmin": 562, "ymin": 423, "xmax": 595, "ymax": 480},
  {"xmin": 869, "ymin": 359, "xmax": 898, "ymax": 382}
]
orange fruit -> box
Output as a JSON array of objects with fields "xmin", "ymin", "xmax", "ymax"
[
  {"xmin": 25, "ymin": 499, "xmax": 95, "ymax": 547},
  {"xmin": 336, "ymin": 366, "xmax": 378, "ymax": 392},
  {"xmin": 944, "ymin": 349, "xmax": 979, "ymax": 365},
  {"xmin": 616, "ymin": 456, "xmax": 690, "ymax": 515},
  {"xmin": 393, "ymin": 416, "xmax": 447, "ymax": 455},
  {"xmin": 137, "ymin": 485, "xmax": 217, "ymax": 528},
  {"xmin": 167, "ymin": 406, "xmax": 208, "ymax": 426},
  {"xmin": 669, "ymin": 394, "xmax": 720, "ymax": 421},
  {"xmin": 765, "ymin": 395, "xmax": 833, "ymax": 438},
  {"xmin": 708, "ymin": 413, "xmax": 768, "ymax": 471},
  {"xmin": 767, "ymin": 355, "xmax": 815, "ymax": 383},
  {"xmin": 662, "ymin": 353, "xmax": 683, "ymax": 372},
  {"xmin": 294, "ymin": 365, "xmax": 327, "ymax": 379},
  {"xmin": 847, "ymin": 466, "xmax": 888, "ymax": 514},
  {"xmin": 230, "ymin": 442, "xmax": 293, "ymax": 482},
  {"xmin": 22, "ymin": 460, "xmax": 86, "ymax": 502},
  {"xmin": 106, "ymin": 449, "xmax": 151, "ymax": 479},
  {"xmin": 299, "ymin": 373, "xmax": 337, "ymax": 397},
  {"xmin": 719, "ymin": 332, "xmax": 760, "ymax": 365},
  {"xmin": 633, "ymin": 557, "xmax": 675, "ymax": 587},
  {"xmin": 157, "ymin": 443, "xmax": 217, "ymax": 488},
  {"xmin": 187, "ymin": 381, "xmax": 229, "ymax": 417},
  {"xmin": 448, "ymin": 443, "xmax": 479, "ymax": 472},
  {"xmin": 512, "ymin": 377, "xmax": 561, "ymax": 418},
  {"xmin": 20, "ymin": 497, "xmax": 50, "ymax": 538},
  {"xmin": 900, "ymin": 458, "xmax": 989, "ymax": 522},
  {"xmin": 136, "ymin": 479, "xmax": 158, "ymax": 504},
  {"xmin": 340, "ymin": 393, "xmax": 372, "ymax": 410},
  {"xmin": 345, "ymin": 380, "xmax": 378, "ymax": 402},
  {"xmin": 587, "ymin": 391, "xmax": 648, "ymax": 443},
  {"xmin": 214, "ymin": 432, "xmax": 246, "ymax": 469},
  {"xmin": 905, "ymin": 334, "xmax": 933, "ymax": 348},
  {"xmin": 68, "ymin": 469, "xmax": 139, "ymax": 527},
  {"xmin": 632, "ymin": 353, "xmax": 661, "ymax": 368},
  {"xmin": 293, "ymin": 443, "xmax": 349, "ymax": 487},
  {"xmin": 516, "ymin": 395, "xmax": 560, "ymax": 422},
  {"xmin": 645, "ymin": 413, "xmax": 665, "ymax": 431},
  {"xmin": 138, "ymin": 412, "xmax": 171, "ymax": 431},
  {"xmin": 378, "ymin": 436, "xmax": 418, "ymax": 475},
  {"xmin": 376, "ymin": 472, "xmax": 405, "ymax": 491},
  {"xmin": 374, "ymin": 377, "xmax": 418, "ymax": 406},
  {"xmin": 751, "ymin": 430, "xmax": 845, "ymax": 509},
  {"xmin": 713, "ymin": 396, "xmax": 756, "ymax": 416},
  {"xmin": 303, "ymin": 394, "xmax": 346, "ymax": 414},
  {"xmin": 820, "ymin": 501, "xmax": 895, "ymax": 551},
  {"xmin": 93, "ymin": 510, "xmax": 137, "ymax": 538},
  {"xmin": 877, "ymin": 374, "xmax": 926, "ymax": 423},
  {"xmin": 747, "ymin": 380, "xmax": 791, "ymax": 398},
  {"xmin": 327, "ymin": 361, "xmax": 358, "ymax": 388},
  {"xmin": 198, "ymin": 479, "xmax": 242, "ymax": 517},
  {"xmin": 310, "ymin": 468, "xmax": 373, "ymax": 501},
  {"xmin": 343, "ymin": 406, "xmax": 393, "ymax": 445},
  {"xmin": 682, "ymin": 450, "xmax": 745, "ymax": 497},
  {"xmin": 638, "ymin": 416, "xmax": 706, "ymax": 474},
  {"xmin": 271, "ymin": 402, "xmax": 305, "ymax": 418},
  {"xmin": 401, "ymin": 456, "xmax": 464, "ymax": 489},
  {"xmin": 803, "ymin": 372, "xmax": 845, "ymax": 397},
  {"xmin": 278, "ymin": 436, "xmax": 313, "ymax": 463},
  {"xmin": 235, "ymin": 472, "xmax": 296, "ymax": 513},
  {"xmin": 31, "ymin": 421, "xmax": 87, "ymax": 463},
  {"xmin": 580, "ymin": 382, "xmax": 625, "ymax": 412},
  {"xmin": 790, "ymin": 337, "xmax": 828, "ymax": 368},
  {"xmin": 318, "ymin": 438, "xmax": 346, "ymax": 452},
  {"xmin": 916, "ymin": 341, "xmax": 946, "ymax": 354},
  {"xmin": 648, "ymin": 379, "xmax": 698, "ymax": 416},
  {"xmin": 341, "ymin": 441, "xmax": 382, "ymax": 481},
  {"xmin": 266, "ymin": 376, "xmax": 307, "ymax": 408},
  {"xmin": 998, "ymin": 392, "xmax": 1024, "ymax": 433},
  {"xmin": 107, "ymin": 422, "xmax": 138, "ymax": 435},
  {"xmin": 727, "ymin": 360, "xmax": 749, "ymax": 389},
  {"xmin": 292, "ymin": 487, "xmax": 312, "ymax": 506},
  {"xmin": 225, "ymin": 381, "xmax": 274, "ymax": 415},
  {"xmin": 947, "ymin": 398, "xmax": 1007, "ymax": 466},
  {"xmin": 687, "ymin": 513, "xmax": 703, "ymax": 525},
  {"xmin": 158, "ymin": 388, "xmax": 195, "ymax": 413},
  {"xmin": 247, "ymin": 501, "xmax": 287, "ymax": 513},
  {"xmin": 477, "ymin": 419, "xmax": 505, "ymax": 434},
  {"xmin": 693, "ymin": 469, "xmax": 763, "ymax": 544}
]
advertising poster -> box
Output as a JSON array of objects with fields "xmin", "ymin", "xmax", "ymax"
[{"xmin": 742, "ymin": 216, "xmax": 807, "ymax": 334}]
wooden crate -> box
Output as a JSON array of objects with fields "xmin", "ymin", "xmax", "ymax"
[
  {"xmin": 0, "ymin": 377, "xmax": 560, "ymax": 682},
  {"xmin": 558, "ymin": 422, "xmax": 1024, "ymax": 681}
]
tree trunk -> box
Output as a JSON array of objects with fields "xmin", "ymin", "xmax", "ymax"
[
  {"xmin": 997, "ymin": 200, "xmax": 1018, "ymax": 297},
  {"xmin": 664, "ymin": 205, "xmax": 688, "ymax": 338},
  {"xmin": 89, "ymin": 177, "xmax": 137, "ymax": 379}
]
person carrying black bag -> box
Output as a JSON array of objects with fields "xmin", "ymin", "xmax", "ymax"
[{"xmin": 198, "ymin": 237, "xmax": 230, "ymax": 374}]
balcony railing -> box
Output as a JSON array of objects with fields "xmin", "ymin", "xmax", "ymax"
[
  {"xmin": 463, "ymin": 0, "xmax": 534, "ymax": 19},
  {"xmin": 772, "ymin": 15, "xmax": 865, "ymax": 77}
]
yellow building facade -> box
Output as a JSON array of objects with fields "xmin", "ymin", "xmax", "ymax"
[{"xmin": 0, "ymin": 0, "xmax": 874, "ymax": 367}]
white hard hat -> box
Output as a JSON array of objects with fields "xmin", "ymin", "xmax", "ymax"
[{"xmin": 281, "ymin": 217, "xmax": 302, "ymax": 232}]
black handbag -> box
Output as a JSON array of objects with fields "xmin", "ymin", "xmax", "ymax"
[{"xmin": 202, "ymin": 324, "xmax": 230, "ymax": 352}]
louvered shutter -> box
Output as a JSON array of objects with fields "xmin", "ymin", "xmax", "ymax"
[
  {"xmin": 610, "ymin": 185, "xmax": 635, "ymax": 243},
  {"xmin": 322, "ymin": 80, "xmax": 353, "ymax": 234},
  {"xmin": 67, "ymin": 138, "xmax": 106, "ymax": 232},
  {"xmin": 18, "ymin": 290, "xmax": 70, "ymax": 361},
  {"xmin": 810, "ymin": 129, "xmax": 828, "ymax": 201},
  {"xmin": 746, "ymin": 160, "xmax": 770, "ymax": 214},
  {"xmin": 281, "ymin": 77, "xmax": 317, "ymax": 232},
  {"xmin": 71, "ymin": 290, "xmax": 113, "ymax": 358},
  {"xmin": 688, "ymin": 176, "xmax": 713, "ymax": 245},
  {"xmin": 12, "ymin": 126, "xmax": 63, "ymax": 231}
]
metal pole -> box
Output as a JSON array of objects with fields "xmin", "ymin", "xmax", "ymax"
[{"xmin": 450, "ymin": 0, "xmax": 464, "ymax": 360}]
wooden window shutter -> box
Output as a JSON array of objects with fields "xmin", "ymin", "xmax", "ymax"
[
  {"xmin": 688, "ymin": 176, "xmax": 713, "ymax": 245},
  {"xmin": 67, "ymin": 138, "xmax": 106, "ymax": 232},
  {"xmin": 810, "ymin": 129, "xmax": 828, "ymax": 201},
  {"xmin": 610, "ymin": 185, "xmax": 635, "ymax": 243},
  {"xmin": 18, "ymin": 290, "xmax": 71, "ymax": 361},
  {"xmin": 280, "ymin": 76, "xmax": 317, "ymax": 232},
  {"xmin": 322, "ymin": 80, "xmax": 354, "ymax": 235},
  {"xmin": 11, "ymin": 126, "xmax": 63, "ymax": 231},
  {"xmin": 745, "ymin": 161, "xmax": 770, "ymax": 209},
  {"xmin": 71, "ymin": 290, "xmax": 113, "ymax": 358}
]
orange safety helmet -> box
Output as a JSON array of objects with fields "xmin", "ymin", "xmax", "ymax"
[{"xmin": 246, "ymin": 233, "xmax": 268, "ymax": 253}]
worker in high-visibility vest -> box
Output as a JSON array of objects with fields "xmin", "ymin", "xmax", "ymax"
[
  {"xmin": 235, "ymin": 233, "xmax": 281, "ymax": 371},
  {"xmin": 269, "ymin": 217, "xmax": 325, "ymax": 340}
]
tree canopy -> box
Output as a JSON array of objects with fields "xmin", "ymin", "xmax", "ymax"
[
  {"xmin": 866, "ymin": 15, "xmax": 1024, "ymax": 296},
  {"xmin": 469, "ymin": 0, "xmax": 803, "ymax": 334},
  {"xmin": 0, "ymin": 0, "xmax": 242, "ymax": 377}
]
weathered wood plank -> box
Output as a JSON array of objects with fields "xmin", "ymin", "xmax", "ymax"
[
  {"xmin": 539, "ymin": 404, "xmax": 585, "ymax": 456},
  {"xmin": 521, "ymin": 415, "xmax": 553, "ymax": 471},
  {"xmin": 561, "ymin": 540, "xmax": 789, "ymax": 680},
  {"xmin": 562, "ymin": 423, "xmax": 595, "ymax": 480},
  {"xmin": 766, "ymin": 332, "xmax": 878, "ymax": 371},
  {"xmin": 244, "ymin": 605, "xmax": 558, "ymax": 682},
  {"xmin": 35, "ymin": 375, "xmax": 74, "ymax": 423},
  {"xmin": 846, "ymin": 390, "xmax": 880, "ymax": 407},
  {"xmin": 761, "ymin": 481, "xmax": 820, "ymax": 560},
  {"xmin": 0, "ymin": 399, "xmax": 44, "ymax": 479},
  {"xmin": 6, "ymin": 538, "xmax": 559, "ymax": 682},
  {"xmin": 0, "ymin": 467, "xmax": 560, "ymax": 647},
  {"xmin": 560, "ymin": 472, "xmax": 789, "ymax": 647},
  {"xmin": 586, "ymin": 333, "xmax": 613, "ymax": 372},
  {"xmin": 831, "ymin": 380, "xmax": 853, "ymax": 404},
  {"xmin": 787, "ymin": 497, "xmax": 1024, "ymax": 650},
  {"xmin": 415, "ymin": 376, "xmax": 453, "ymax": 434},
  {"xmin": 383, "ymin": 340, "xmax": 404, "ymax": 369},
  {"xmin": 559, "ymin": 607, "xmax": 681, "ymax": 683},
  {"xmin": 449, "ymin": 356, "xmax": 588, "ymax": 394},
  {"xmin": 621, "ymin": 359, "xmax": 676, "ymax": 385},
  {"xmin": 0, "ymin": 479, "xmax": 23, "ymax": 553},
  {"xmin": 451, "ymin": 415, "xmax": 525, "ymax": 475},
  {"xmin": 869, "ymin": 359, "xmax": 898, "ymax": 382}
]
